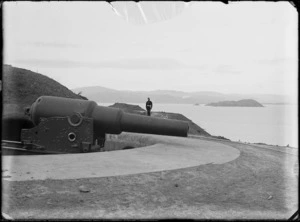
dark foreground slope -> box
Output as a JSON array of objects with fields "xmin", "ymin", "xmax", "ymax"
[{"xmin": 2, "ymin": 136, "xmax": 297, "ymax": 219}]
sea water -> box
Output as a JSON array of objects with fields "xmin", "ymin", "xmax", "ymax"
[{"xmin": 99, "ymin": 102, "xmax": 298, "ymax": 148}]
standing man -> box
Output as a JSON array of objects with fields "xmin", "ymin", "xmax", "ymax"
[{"xmin": 146, "ymin": 97, "xmax": 153, "ymax": 116}]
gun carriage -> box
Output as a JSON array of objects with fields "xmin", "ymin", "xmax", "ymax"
[{"xmin": 2, "ymin": 96, "xmax": 189, "ymax": 154}]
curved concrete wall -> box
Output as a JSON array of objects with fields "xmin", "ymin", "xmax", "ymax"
[{"xmin": 2, "ymin": 134, "xmax": 240, "ymax": 181}]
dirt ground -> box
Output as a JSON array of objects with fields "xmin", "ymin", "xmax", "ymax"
[{"xmin": 2, "ymin": 138, "xmax": 298, "ymax": 220}]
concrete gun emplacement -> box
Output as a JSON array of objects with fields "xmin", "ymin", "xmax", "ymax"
[{"xmin": 15, "ymin": 96, "xmax": 189, "ymax": 154}]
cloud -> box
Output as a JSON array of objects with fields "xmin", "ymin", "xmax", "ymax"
[
  {"xmin": 254, "ymin": 58, "xmax": 296, "ymax": 66},
  {"xmin": 13, "ymin": 58, "xmax": 187, "ymax": 70},
  {"xmin": 190, "ymin": 64, "xmax": 241, "ymax": 75},
  {"xmin": 213, "ymin": 64, "xmax": 241, "ymax": 75},
  {"xmin": 24, "ymin": 41, "xmax": 79, "ymax": 48}
]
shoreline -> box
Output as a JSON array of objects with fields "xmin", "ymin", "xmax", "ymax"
[
  {"xmin": 105, "ymin": 102, "xmax": 298, "ymax": 149},
  {"xmin": 188, "ymin": 134, "xmax": 298, "ymax": 150}
]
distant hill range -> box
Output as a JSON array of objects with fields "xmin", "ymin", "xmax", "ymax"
[
  {"xmin": 206, "ymin": 99, "xmax": 264, "ymax": 107},
  {"xmin": 72, "ymin": 86, "xmax": 292, "ymax": 105}
]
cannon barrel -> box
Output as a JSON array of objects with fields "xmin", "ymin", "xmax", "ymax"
[{"xmin": 28, "ymin": 96, "xmax": 189, "ymax": 137}]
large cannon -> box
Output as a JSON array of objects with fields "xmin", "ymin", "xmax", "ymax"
[{"xmin": 6, "ymin": 96, "xmax": 189, "ymax": 154}]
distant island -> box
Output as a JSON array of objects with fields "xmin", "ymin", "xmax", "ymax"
[{"xmin": 206, "ymin": 99, "xmax": 264, "ymax": 107}]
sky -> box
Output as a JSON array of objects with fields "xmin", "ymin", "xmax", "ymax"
[{"xmin": 3, "ymin": 1, "xmax": 298, "ymax": 96}]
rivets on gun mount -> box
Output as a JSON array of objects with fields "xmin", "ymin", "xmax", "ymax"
[
  {"xmin": 68, "ymin": 132, "xmax": 76, "ymax": 142},
  {"xmin": 68, "ymin": 112, "xmax": 83, "ymax": 126}
]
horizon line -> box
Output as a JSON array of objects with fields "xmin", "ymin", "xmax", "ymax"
[{"xmin": 71, "ymin": 85, "xmax": 292, "ymax": 97}]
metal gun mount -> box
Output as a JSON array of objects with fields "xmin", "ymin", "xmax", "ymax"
[{"xmin": 17, "ymin": 96, "xmax": 189, "ymax": 154}]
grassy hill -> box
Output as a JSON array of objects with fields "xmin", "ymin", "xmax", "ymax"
[
  {"xmin": 2, "ymin": 64, "xmax": 87, "ymax": 115},
  {"xmin": 2, "ymin": 64, "xmax": 86, "ymax": 108}
]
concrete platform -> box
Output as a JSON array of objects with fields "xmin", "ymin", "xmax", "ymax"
[
  {"xmin": 2, "ymin": 135, "xmax": 297, "ymax": 220},
  {"xmin": 2, "ymin": 135, "xmax": 240, "ymax": 181}
]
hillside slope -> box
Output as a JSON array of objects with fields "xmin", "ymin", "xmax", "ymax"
[{"xmin": 2, "ymin": 64, "xmax": 86, "ymax": 109}]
